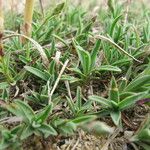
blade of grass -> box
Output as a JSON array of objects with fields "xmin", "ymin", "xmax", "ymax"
[
  {"xmin": 94, "ymin": 35, "xmax": 141, "ymax": 62},
  {"xmin": 3, "ymin": 31, "xmax": 49, "ymax": 66},
  {"xmin": 0, "ymin": 0, "xmax": 4, "ymax": 57}
]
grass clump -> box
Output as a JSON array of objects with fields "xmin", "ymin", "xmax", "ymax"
[
  {"xmin": 0, "ymin": 0, "xmax": 4, "ymax": 57},
  {"xmin": 0, "ymin": 1, "xmax": 150, "ymax": 150}
]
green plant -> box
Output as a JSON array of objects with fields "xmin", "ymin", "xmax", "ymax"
[
  {"xmin": 5, "ymin": 100, "xmax": 57, "ymax": 140},
  {"xmin": 0, "ymin": 0, "xmax": 4, "ymax": 58},
  {"xmin": 66, "ymin": 40, "xmax": 121, "ymax": 84},
  {"xmin": 0, "ymin": 53, "xmax": 15, "ymax": 84},
  {"xmin": 66, "ymin": 86, "xmax": 93, "ymax": 117},
  {"xmin": 129, "ymin": 115, "xmax": 150, "ymax": 149},
  {"xmin": 89, "ymin": 75, "xmax": 149, "ymax": 127},
  {"xmin": 52, "ymin": 115, "xmax": 96, "ymax": 135},
  {"xmin": 0, "ymin": 126, "xmax": 21, "ymax": 150},
  {"xmin": 0, "ymin": 0, "xmax": 150, "ymax": 149}
]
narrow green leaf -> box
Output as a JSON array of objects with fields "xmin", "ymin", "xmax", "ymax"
[
  {"xmin": 52, "ymin": 3, "xmax": 65, "ymax": 16},
  {"xmin": 24, "ymin": 66, "xmax": 50, "ymax": 81},
  {"xmin": 70, "ymin": 68, "xmax": 85, "ymax": 78},
  {"xmin": 59, "ymin": 121, "xmax": 76, "ymax": 135},
  {"xmin": 89, "ymin": 95, "xmax": 112, "ymax": 108},
  {"xmin": 119, "ymin": 92, "xmax": 135, "ymax": 100},
  {"xmin": 61, "ymin": 75, "xmax": 80, "ymax": 83},
  {"xmin": 76, "ymin": 86, "xmax": 82, "ymax": 109},
  {"xmin": 114, "ymin": 26, "xmax": 122, "ymax": 42},
  {"xmin": 119, "ymin": 92, "xmax": 148, "ymax": 110},
  {"xmin": 15, "ymin": 100, "xmax": 35, "ymax": 123},
  {"xmin": 97, "ymin": 65, "xmax": 121, "ymax": 72},
  {"xmin": 138, "ymin": 129, "xmax": 150, "ymax": 140},
  {"xmin": 19, "ymin": 55, "xmax": 30, "ymax": 64},
  {"xmin": 6, "ymin": 103, "xmax": 25, "ymax": 119},
  {"xmin": 66, "ymin": 97, "xmax": 76, "ymax": 115},
  {"xmin": 41, "ymin": 27, "xmax": 54, "ymax": 44},
  {"xmin": 71, "ymin": 115, "xmax": 96, "ymax": 124},
  {"xmin": 36, "ymin": 104, "xmax": 53, "ymax": 123},
  {"xmin": 20, "ymin": 125, "xmax": 33, "ymax": 140},
  {"xmin": 124, "ymin": 75, "xmax": 150, "ymax": 92},
  {"xmin": 0, "ymin": 82, "xmax": 9, "ymax": 89},
  {"xmin": 109, "ymin": 15, "xmax": 122, "ymax": 37},
  {"xmin": 6, "ymin": 100, "xmax": 34, "ymax": 123},
  {"xmin": 49, "ymin": 60, "xmax": 56, "ymax": 75},
  {"xmin": 90, "ymin": 40, "xmax": 101, "ymax": 68},
  {"xmin": 96, "ymin": 35, "xmax": 141, "ymax": 62},
  {"xmin": 76, "ymin": 45, "xmax": 92, "ymax": 75},
  {"xmin": 4, "ymin": 32, "xmax": 49, "ymax": 66},
  {"xmin": 109, "ymin": 76, "xmax": 120, "ymax": 103},
  {"xmin": 52, "ymin": 34, "xmax": 69, "ymax": 47},
  {"xmin": 82, "ymin": 16, "xmax": 96, "ymax": 33},
  {"xmin": 38, "ymin": 124, "xmax": 57, "ymax": 137},
  {"xmin": 112, "ymin": 59, "xmax": 130, "ymax": 66},
  {"xmin": 110, "ymin": 111, "xmax": 121, "ymax": 126}
]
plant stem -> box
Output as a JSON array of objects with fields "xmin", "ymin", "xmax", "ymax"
[
  {"xmin": 23, "ymin": 0, "xmax": 35, "ymax": 59},
  {"xmin": 48, "ymin": 59, "xmax": 69, "ymax": 104},
  {"xmin": 0, "ymin": 0, "xmax": 4, "ymax": 58},
  {"xmin": 23, "ymin": 0, "xmax": 35, "ymax": 40},
  {"xmin": 124, "ymin": 0, "xmax": 131, "ymax": 26}
]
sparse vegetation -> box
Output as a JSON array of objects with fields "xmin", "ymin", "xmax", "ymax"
[{"xmin": 0, "ymin": 0, "xmax": 150, "ymax": 150}]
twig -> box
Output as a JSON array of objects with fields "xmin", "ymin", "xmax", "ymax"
[
  {"xmin": 124, "ymin": 0, "xmax": 131, "ymax": 26},
  {"xmin": 65, "ymin": 81, "xmax": 73, "ymax": 101},
  {"xmin": 0, "ymin": 116, "xmax": 22, "ymax": 124},
  {"xmin": 72, "ymin": 139, "xmax": 80, "ymax": 150},
  {"xmin": 95, "ymin": 34, "xmax": 142, "ymax": 63},
  {"xmin": 3, "ymin": 31, "xmax": 49, "ymax": 66},
  {"xmin": 66, "ymin": 139, "xmax": 75, "ymax": 150},
  {"xmin": 0, "ymin": 0, "xmax": 4, "ymax": 57},
  {"xmin": 48, "ymin": 59, "xmax": 69, "ymax": 104},
  {"xmin": 101, "ymin": 128, "xmax": 120, "ymax": 150}
]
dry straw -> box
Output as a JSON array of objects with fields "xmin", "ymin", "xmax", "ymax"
[
  {"xmin": 23, "ymin": 0, "xmax": 35, "ymax": 41},
  {"xmin": 0, "ymin": 0, "xmax": 4, "ymax": 57}
]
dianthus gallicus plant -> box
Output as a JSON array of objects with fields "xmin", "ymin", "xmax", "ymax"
[
  {"xmin": 23, "ymin": 0, "xmax": 35, "ymax": 39},
  {"xmin": 0, "ymin": 0, "xmax": 150, "ymax": 149},
  {"xmin": 0, "ymin": 0, "xmax": 4, "ymax": 58},
  {"xmin": 129, "ymin": 114, "xmax": 150, "ymax": 149},
  {"xmin": 89, "ymin": 74, "xmax": 150, "ymax": 127},
  {"xmin": 66, "ymin": 86, "xmax": 93, "ymax": 117},
  {"xmin": 64, "ymin": 40, "xmax": 122, "ymax": 84}
]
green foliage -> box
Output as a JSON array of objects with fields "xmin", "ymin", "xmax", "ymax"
[
  {"xmin": 6, "ymin": 100, "xmax": 57, "ymax": 140},
  {"xmin": 130, "ymin": 115, "xmax": 150, "ymax": 149},
  {"xmin": 66, "ymin": 86, "xmax": 93, "ymax": 117},
  {"xmin": 24, "ymin": 66, "xmax": 51, "ymax": 81},
  {"xmin": 0, "ymin": 0, "xmax": 150, "ymax": 149},
  {"xmin": 0, "ymin": 126, "xmax": 21, "ymax": 150},
  {"xmin": 67, "ymin": 40, "xmax": 121, "ymax": 83},
  {"xmin": 89, "ymin": 74, "xmax": 149, "ymax": 127}
]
